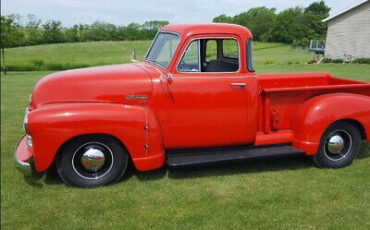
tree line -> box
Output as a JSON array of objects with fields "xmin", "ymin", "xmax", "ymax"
[
  {"xmin": 1, "ymin": 14, "xmax": 169, "ymax": 48},
  {"xmin": 1, "ymin": 1, "xmax": 330, "ymax": 49},
  {"xmin": 213, "ymin": 1, "xmax": 330, "ymax": 45}
]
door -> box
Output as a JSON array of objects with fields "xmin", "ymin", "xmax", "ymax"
[{"xmin": 163, "ymin": 38, "xmax": 253, "ymax": 148}]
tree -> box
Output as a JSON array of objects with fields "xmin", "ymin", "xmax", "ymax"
[
  {"xmin": 25, "ymin": 14, "xmax": 42, "ymax": 45},
  {"xmin": 65, "ymin": 25, "xmax": 79, "ymax": 42},
  {"xmin": 212, "ymin": 7, "xmax": 276, "ymax": 40},
  {"xmin": 42, "ymin": 20, "xmax": 65, "ymax": 43},
  {"xmin": 87, "ymin": 21, "xmax": 116, "ymax": 41},
  {"xmin": 77, "ymin": 24, "xmax": 90, "ymax": 42},
  {"xmin": 304, "ymin": 1, "xmax": 331, "ymax": 40},
  {"xmin": 212, "ymin": 14, "xmax": 233, "ymax": 23},
  {"xmin": 233, "ymin": 7, "xmax": 276, "ymax": 40},
  {"xmin": 115, "ymin": 26, "xmax": 126, "ymax": 41},
  {"xmin": 305, "ymin": 1, "xmax": 330, "ymax": 17},
  {"xmin": 26, "ymin": 14, "xmax": 41, "ymax": 28},
  {"xmin": 1, "ymin": 15, "xmax": 25, "ymax": 74},
  {"xmin": 1, "ymin": 16, "xmax": 12, "ymax": 74},
  {"xmin": 263, "ymin": 2, "xmax": 330, "ymax": 45},
  {"xmin": 124, "ymin": 23, "xmax": 141, "ymax": 40},
  {"xmin": 212, "ymin": 1, "xmax": 331, "ymax": 44},
  {"xmin": 260, "ymin": 7, "xmax": 301, "ymax": 43},
  {"xmin": 141, "ymin": 20, "xmax": 169, "ymax": 39},
  {"xmin": 8, "ymin": 13, "xmax": 23, "ymax": 27}
]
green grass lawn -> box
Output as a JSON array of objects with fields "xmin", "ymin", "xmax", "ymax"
[
  {"xmin": 4, "ymin": 41, "xmax": 151, "ymax": 71},
  {"xmin": 4, "ymin": 41, "xmax": 370, "ymax": 81},
  {"xmin": 4, "ymin": 41, "xmax": 289, "ymax": 71},
  {"xmin": 1, "ymin": 42, "xmax": 370, "ymax": 230}
]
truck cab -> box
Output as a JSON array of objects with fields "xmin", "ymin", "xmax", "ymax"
[
  {"xmin": 147, "ymin": 24, "xmax": 258, "ymax": 148},
  {"xmin": 15, "ymin": 23, "xmax": 370, "ymax": 187}
]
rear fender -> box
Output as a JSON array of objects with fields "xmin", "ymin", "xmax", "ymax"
[
  {"xmin": 292, "ymin": 93, "xmax": 370, "ymax": 155},
  {"xmin": 28, "ymin": 103, "xmax": 165, "ymax": 172}
]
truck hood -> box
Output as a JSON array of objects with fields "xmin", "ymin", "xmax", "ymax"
[{"xmin": 31, "ymin": 63, "xmax": 157, "ymax": 108}]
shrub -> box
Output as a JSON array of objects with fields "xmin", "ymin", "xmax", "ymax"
[
  {"xmin": 322, "ymin": 58, "xmax": 332, "ymax": 63},
  {"xmin": 307, "ymin": 59, "xmax": 317, "ymax": 64},
  {"xmin": 6, "ymin": 64, "xmax": 37, "ymax": 71},
  {"xmin": 264, "ymin": 60, "xmax": 274, "ymax": 64},
  {"xmin": 332, "ymin": 58, "xmax": 343, "ymax": 63},
  {"xmin": 293, "ymin": 38, "xmax": 309, "ymax": 48},
  {"xmin": 352, "ymin": 58, "xmax": 370, "ymax": 64}
]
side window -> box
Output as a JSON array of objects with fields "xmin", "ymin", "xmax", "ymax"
[
  {"xmin": 178, "ymin": 40, "xmax": 200, "ymax": 72},
  {"xmin": 177, "ymin": 38, "xmax": 240, "ymax": 73},
  {"xmin": 203, "ymin": 38, "xmax": 239, "ymax": 72},
  {"xmin": 223, "ymin": 39, "xmax": 239, "ymax": 59},
  {"xmin": 205, "ymin": 40, "xmax": 217, "ymax": 62}
]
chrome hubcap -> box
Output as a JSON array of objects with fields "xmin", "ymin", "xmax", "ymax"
[
  {"xmin": 327, "ymin": 135, "xmax": 344, "ymax": 154},
  {"xmin": 81, "ymin": 148, "xmax": 106, "ymax": 171},
  {"xmin": 72, "ymin": 142, "xmax": 114, "ymax": 180},
  {"xmin": 324, "ymin": 130, "xmax": 352, "ymax": 161}
]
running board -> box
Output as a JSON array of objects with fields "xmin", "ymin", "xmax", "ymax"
[{"xmin": 166, "ymin": 144, "xmax": 305, "ymax": 167}]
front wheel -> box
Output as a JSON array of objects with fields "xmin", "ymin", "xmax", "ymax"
[
  {"xmin": 312, "ymin": 121, "xmax": 361, "ymax": 168},
  {"xmin": 56, "ymin": 135, "xmax": 129, "ymax": 187}
]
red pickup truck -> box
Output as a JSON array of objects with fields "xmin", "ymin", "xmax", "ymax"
[{"xmin": 15, "ymin": 23, "xmax": 370, "ymax": 187}]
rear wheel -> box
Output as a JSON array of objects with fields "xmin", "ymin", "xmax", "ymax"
[
  {"xmin": 312, "ymin": 121, "xmax": 361, "ymax": 168},
  {"xmin": 56, "ymin": 135, "xmax": 128, "ymax": 187}
]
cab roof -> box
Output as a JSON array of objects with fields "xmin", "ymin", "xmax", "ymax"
[{"xmin": 161, "ymin": 23, "xmax": 252, "ymax": 40}]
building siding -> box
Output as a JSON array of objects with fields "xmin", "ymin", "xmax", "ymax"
[{"xmin": 325, "ymin": 2, "xmax": 370, "ymax": 59}]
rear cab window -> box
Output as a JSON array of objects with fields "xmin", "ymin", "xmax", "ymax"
[{"xmin": 247, "ymin": 38, "xmax": 255, "ymax": 72}]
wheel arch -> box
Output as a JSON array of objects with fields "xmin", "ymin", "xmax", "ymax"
[
  {"xmin": 28, "ymin": 102, "xmax": 165, "ymax": 172},
  {"xmin": 56, "ymin": 133, "xmax": 132, "ymax": 161},
  {"xmin": 338, "ymin": 119, "xmax": 367, "ymax": 140},
  {"xmin": 311, "ymin": 120, "xmax": 362, "ymax": 168},
  {"xmin": 292, "ymin": 93, "xmax": 370, "ymax": 155}
]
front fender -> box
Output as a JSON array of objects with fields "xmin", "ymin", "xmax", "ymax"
[
  {"xmin": 292, "ymin": 93, "xmax": 370, "ymax": 155},
  {"xmin": 28, "ymin": 103, "xmax": 165, "ymax": 172}
]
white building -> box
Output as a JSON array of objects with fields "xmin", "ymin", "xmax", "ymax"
[{"xmin": 323, "ymin": 0, "xmax": 370, "ymax": 60}]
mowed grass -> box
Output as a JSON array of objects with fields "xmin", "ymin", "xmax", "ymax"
[
  {"xmin": 4, "ymin": 41, "xmax": 151, "ymax": 71},
  {"xmin": 4, "ymin": 40, "xmax": 287, "ymax": 71},
  {"xmin": 1, "ymin": 42, "xmax": 370, "ymax": 230},
  {"xmin": 4, "ymin": 40, "xmax": 370, "ymax": 81}
]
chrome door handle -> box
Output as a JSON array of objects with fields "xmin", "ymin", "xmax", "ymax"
[{"xmin": 230, "ymin": 82, "xmax": 246, "ymax": 87}]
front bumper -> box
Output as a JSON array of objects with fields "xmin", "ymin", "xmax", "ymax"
[{"xmin": 14, "ymin": 134, "xmax": 37, "ymax": 177}]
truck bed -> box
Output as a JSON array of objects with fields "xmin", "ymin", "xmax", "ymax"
[{"xmin": 257, "ymin": 72, "xmax": 370, "ymax": 137}]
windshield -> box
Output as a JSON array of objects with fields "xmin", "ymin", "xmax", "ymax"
[{"xmin": 145, "ymin": 32, "xmax": 180, "ymax": 69}]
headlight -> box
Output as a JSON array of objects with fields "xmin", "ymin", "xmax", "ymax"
[
  {"xmin": 26, "ymin": 134, "xmax": 33, "ymax": 147},
  {"xmin": 23, "ymin": 95, "xmax": 32, "ymax": 133},
  {"xmin": 28, "ymin": 94, "xmax": 32, "ymax": 106}
]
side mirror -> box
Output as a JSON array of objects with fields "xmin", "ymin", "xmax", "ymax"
[{"xmin": 130, "ymin": 50, "xmax": 139, "ymax": 63}]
